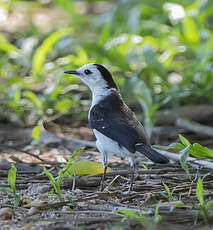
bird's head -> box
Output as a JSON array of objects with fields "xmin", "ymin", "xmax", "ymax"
[{"xmin": 64, "ymin": 63, "xmax": 118, "ymax": 94}]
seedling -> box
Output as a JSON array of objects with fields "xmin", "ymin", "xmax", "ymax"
[
  {"xmin": 119, "ymin": 204, "xmax": 162, "ymax": 230},
  {"xmin": 0, "ymin": 164, "xmax": 20, "ymax": 207},
  {"xmin": 162, "ymin": 182, "xmax": 173, "ymax": 201},
  {"xmin": 196, "ymin": 177, "xmax": 213, "ymax": 223},
  {"xmin": 43, "ymin": 147, "xmax": 83, "ymax": 201}
]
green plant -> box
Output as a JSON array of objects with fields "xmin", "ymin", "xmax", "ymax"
[
  {"xmin": 159, "ymin": 134, "xmax": 213, "ymax": 178},
  {"xmin": 0, "ymin": 164, "xmax": 20, "ymax": 207},
  {"xmin": 172, "ymin": 134, "xmax": 213, "ymax": 159},
  {"xmin": 196, "ymin": 177, "xmax": 213, "ymax": 223},
  {"xmin": 131, "ymin": 76, "xmax": 159, "ymax": 137},
  {"xmin": 119, "ymin": 204, "xmax": 162, "ymax": 230},
  {"xmin": 43, "ymin": 147, "xmax": 83, "ymax": 201},
  {"xmin": 162, "ymin": 183, "xmax": 173, "ymax": 202}
]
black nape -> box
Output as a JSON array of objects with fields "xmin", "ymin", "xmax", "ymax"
[{"xmin": 94, "ymin": 64, "xmax": 118, "ymax": 89}]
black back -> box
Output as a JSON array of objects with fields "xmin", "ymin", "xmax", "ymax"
[
  {"xmin": 89, "ymin": 91, "xmax": 140, "ymax": 153},
  {"xmin": 94, "ymin": 64, "xmax": 118, "ymax": 89}
]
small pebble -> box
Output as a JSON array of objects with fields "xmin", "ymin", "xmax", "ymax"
[
  {"xmin": 62, "ymin": 206, "xmax": 71, "ymax": 212},
  {"xmin": 0, "ymin": 207, "xmax": 14, "ymax": 220},
  {"xmin": 27, "ymin": 207, "xmax": 39, "ymax": 216}
]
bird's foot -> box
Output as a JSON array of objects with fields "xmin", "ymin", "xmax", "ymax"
[
  {"xmin": 99, "ymin": 167, "xmax": 107, "ymax": 191},
  {"xmin": 127, "ymin": 167, "xmax": 135, "ymax": 193}
]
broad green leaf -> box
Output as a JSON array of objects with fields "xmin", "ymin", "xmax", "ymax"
[
  {"xmin": 24, "ymin": 91, "xmax": 42, "ymax": 110},
  {"xmin": 183, "ymin": 16, "xmax": 200, "ymax": 43},
  {"xmin": 65, "ymin": 160, "xmax": 111, "ymax": 176},
  {"xmin": 196, "ymin": 177, "xmax": 204, "ymax": 206},
  {"xmin": 32, "ymin": 125, "xmax": 40, "ymax": 140},
  {"xmin": 179, "ymin": 134, "xmax": 191, "ymax": 147},
  {"xmin": 0, "ymin": 34, "xmax": 18, "ymax": 52},
  {"xmin": 33, "ymin": 28, "xmax": 73, "ymax": 76},
  {"xmin": 190, "ymin": 143, "xmax": 213, "ymax": 158}
]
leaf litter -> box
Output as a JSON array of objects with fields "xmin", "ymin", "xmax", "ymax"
[{"xmin": 0, "ymin": 124, "xmax": 213, "ymax": 230}]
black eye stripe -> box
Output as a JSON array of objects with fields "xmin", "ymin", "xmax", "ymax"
[{"xmin": 84, "ymin": 69, "xmax": 92, "ymax": 75}]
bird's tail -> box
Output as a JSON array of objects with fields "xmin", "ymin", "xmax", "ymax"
[{"xmin": 135, "ymin": 143, "xmax": 169, "ymax": 164}]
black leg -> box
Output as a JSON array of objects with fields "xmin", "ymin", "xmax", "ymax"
[
  {"xmin": 128, "ymin": 164, "xmax": 135, "ymax": 193},
  {"xmin": 100, "ymin": 152, "xmax": 108, "ymax": 191},
  {"xmin": 100, "ymin": 165, "xmax": 107, "ymax": 191}
]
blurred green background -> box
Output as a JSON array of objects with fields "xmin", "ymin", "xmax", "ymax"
[{"xmin": 0, "ymin": 0, "xmax": 213, "ymax": 135}]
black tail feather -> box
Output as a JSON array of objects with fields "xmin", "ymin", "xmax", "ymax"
[{"xmin": 135, "ymin": 143, "xmax": 169, "ymax": 164}]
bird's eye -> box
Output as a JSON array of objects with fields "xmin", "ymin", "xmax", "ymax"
[{"xmin": 84, "ymin": 69, "xmax": 92, "ymax": 75}]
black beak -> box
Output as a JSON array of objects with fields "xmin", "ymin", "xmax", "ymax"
[{"xmin": 64, "ymin": 70, "xmax": 80, "ymax": 75}]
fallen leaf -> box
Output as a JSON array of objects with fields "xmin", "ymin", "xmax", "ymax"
[
  {"xmin": 65, "ymin": 160, "xmax": 111, "ymax": 176},
  {"xmin": 20, "ymin": 222, "xmax": 33, "ymax": 230}
]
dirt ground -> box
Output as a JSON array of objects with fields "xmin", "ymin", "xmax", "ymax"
[{"xmin": 0, "ymin": 112, "xmax": 213, "ymax": 230}]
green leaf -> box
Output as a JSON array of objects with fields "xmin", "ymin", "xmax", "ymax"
[
  {"xmin": 182, "ymin": 16, "xmax": 200, "ymax": 43},
  {"xmin": 98, "ymin": 22, "xmax": 112, "ymax": 46},
  {"xmin": 169, "ymin": 142, "xmax": 185, "ymax": 151},
  {"xmin": 24, "ymin": 91, "xmax": 43, "ymax": 110},
  {"xmin": 8, "ymin": 164, "xmax": 17, "ymax": 194},
  {"xmin": 33, "ymin": 28, "xmax": 73, "ymax": 76},
  {"xmin": 179, "ymin": 134, "xmax": 191, "ymax": 147},
  {"xmin": 119, "ymin": 209, "xmax": 140, "ymax": 219},
  {"xmin": 206, "ymin": 200, "xmax": 213, "ymax": 209},
  {"xmin": 64, "ymin": 147, "xmax": 84, "ymax": 176},
  {"xmin": 179, "ymin": 146, "xmax": 191, "ymax": 178},
  {"xmin": 32, "ymin": 125, "xmax": 40, "ymax": 140},
  {"xmin": 55, "ymin": 0, "xmax": 76, "ymax": 14},
  {"xmin": 154, "ymin": 203, "xmax": 162, "ymax": 223},
  {"xmin": 190, "ymin": 143, "xmax": 213, "ymax": 158},
  {"xmin": 131, "ymin": 76, "xmax": 158, "ymax": 137},
  {"xmin": 55, "ymin": 98, "xmax": 71, "ymax": 113},
  {"xmin": 142, "ymin": 43, "xmax": 167, "ymax": 81},
  {"xmin": 170, "ymin": 202, "xmax": 184, "ymax": 212},
  {"xmin": 64, "ymin": 160, "xmax": 111, "ymax": 176},
  {"xmin": 0, "ymin": 34, "xmax": 18, "ymax": 52},
  {"xmin": 162, "ymin": 183, "xmax": 172, "ymax": 201},
  {"xmin": 43, "ymin": 167, "xmax": 57, "ymax": 191},
  {"xmin": 196, "ymin": 177, "xmax": 204, "ymax": 206},
  {"xmin": 43, "ymin": 167, "xmax": 64, "ymax": 201},
  {"xmin": 70, "ymin": 147, "xmax": 84, "ymax": 160}
]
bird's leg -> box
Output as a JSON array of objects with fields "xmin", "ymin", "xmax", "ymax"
[
  {"xmin": 128, "ymin": 160, "xmax": 135, "ymax": 193},
  {"xmin": 100, "ymin": 165, "xmax": 107, "ymax": 191},
  {"xmin": 100, "ymin": 152, "xmax": 108, "ymax": 191}
]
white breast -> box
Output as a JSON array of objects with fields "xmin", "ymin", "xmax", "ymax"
[{"xmin": 93, "ymin": 129, "xmax": 133, "ymax": 161}]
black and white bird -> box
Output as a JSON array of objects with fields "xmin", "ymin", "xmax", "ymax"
[{"xmin": 64, "ymin": 63, "xmax": 169, "ymax": 190}]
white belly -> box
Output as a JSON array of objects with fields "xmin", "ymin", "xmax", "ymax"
[{"xmin": 93, "ymin": 129, "xmax": 134, "ymax": 166}]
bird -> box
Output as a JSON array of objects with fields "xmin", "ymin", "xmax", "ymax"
[{"xmin": 64, "ymin": 63, "xmax": 169, "ymax": 191}]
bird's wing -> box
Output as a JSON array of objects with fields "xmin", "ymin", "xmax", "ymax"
[
  {"xmin": 89, "ymin": 105, "xmax": 139, "ymax": 152},
  {"xmin": 89, "ymin": 91, "xmax": 148, "ymax": 153}
]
